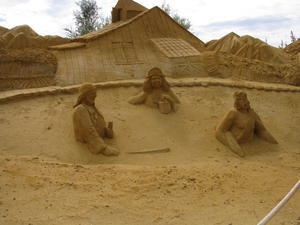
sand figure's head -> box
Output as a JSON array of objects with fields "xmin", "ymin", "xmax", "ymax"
[
  {"xmin": 143, "ymin": 67, "xmax": 170, "ymax": 93},
  {"xmin": 233, "ymin": 91, "xmax": 250, "ymax": 110},
  {"xmin": 73, "ymin": 83, "xmax": 97, "ymax": 108}
]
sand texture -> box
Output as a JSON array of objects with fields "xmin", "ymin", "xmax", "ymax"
[
  {"xmin": 1, "ymin": 3, "xmax": 300, "ymax": 223},
  {"xmin": 1, "ymin": 81, "xmax": 300, "ymax": 224}
]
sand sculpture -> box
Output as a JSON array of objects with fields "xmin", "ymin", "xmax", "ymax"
[
  {"xmin": 127, "ymin": 67, "xmax": 180, "ymax": 113},
  {"xmin": 1, "ymin": 1, "xmax": 300, "ymax": 91},
  {"xmin": 215, "ymin": 90, "xmax": 278, "ymax": 157},
  {"xmin": 0, "ymin": 24, "xmax": 69, "ymax": 90},
  {"xmin": 73, "ymin": 83, "xmax": 119, "ymax": 156},
  {"xmin": 1, "ymin": 1, "xmax": 300, "ymax": 224}
]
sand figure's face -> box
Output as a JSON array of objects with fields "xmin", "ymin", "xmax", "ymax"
[
  {"xmin": 85, "ymin": 90, "xmax": 97, "ymax": 105},
  {"xmin": 151, "ymin": 75, "xmax": 162, "ymax": 89},
  {"xmin": 234, "ymin": 97, "xmax": 250, "ymax": 110},
  {"xmin": 233, "ymin": 91, "xmax": 250, "ymax": 110}
]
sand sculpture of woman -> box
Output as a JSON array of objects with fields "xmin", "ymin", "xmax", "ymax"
[
  {"xmin": 73, "ymin": 83, "xmax": 119, "ymax": 156},
  {"xmin": 215, "ymin": 90, "xmax": 278, "ymax": 157},
  {"xmin": 127, "ymin": 67, "xmax": 180, "ymax": 114}
]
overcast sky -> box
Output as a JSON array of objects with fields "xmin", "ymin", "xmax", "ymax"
[{"xmin": 0, "ymin": 0, "xmax": 299, "ymax": 47}]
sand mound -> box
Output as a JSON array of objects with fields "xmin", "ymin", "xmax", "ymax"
[
  {"xmin": 206, "ymin": 32, "xmax": 287, "ymax": 64},
  {"xmin": 8, "ymin": 24, "xmax": 39, "ymax": 37},
  {"xmin": 5, "ymin": 33, "xmax": 70, "ymax": 49},
  {"xmin": 284, "ymin": 38, "xmax": 300, "ymax": 54},
  {"xmin": 213, "ymin": 51, "xmax": 300, "ymax": 85},
  {"xmin": 0, "ymin": 25, "xmax": 9, "ymax": 35},
  {"xmin": 0, "ymin": 24, "xmax": 69, "ymax": 49},
  {"xmin": 203, "ymin": 33, "xmax": 299, "ymax": 86}
]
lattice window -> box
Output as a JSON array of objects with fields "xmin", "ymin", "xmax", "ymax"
[{"xmin": 112, "ymin": 42, "xmax": 139, "ymax": 64}]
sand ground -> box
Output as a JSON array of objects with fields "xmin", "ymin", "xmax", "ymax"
[{"xmin": 0, "ymin": 83, "xmax": 299, "ymax": 225}]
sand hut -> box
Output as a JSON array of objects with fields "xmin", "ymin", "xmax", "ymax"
[{"xmin": 49, "ymin": 0, "xmax": 207, "ymax": 86}]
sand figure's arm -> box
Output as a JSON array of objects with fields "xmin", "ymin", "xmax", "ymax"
[
  {"xmin": 127, "ymin": 91, "xmax": 148, "ymax": 104},
  {"xmin": 73, "ymin": 106, "xmax": 107, "ymax": 154},
  {"xmin": 215, "ymin": 109, "xmax": 245, "ymax": 157},
  {"xmin": 159, "ymin": 90, "xmax": 180, "ymax": 111},
  {"xmin": 253, "ymin": 111, "xmax": 278, "ymax": 144},
  {"xmin": 160, "ymin": 93, "xmax": 176, "ymax": 111},
  {"xmin": 168, "ymin": 89, "xmax": 180, "ymax": 103}
]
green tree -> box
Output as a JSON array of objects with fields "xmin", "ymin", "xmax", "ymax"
[
  {"xmin": 161, "ymin": 0, "xmax": 192, "ymax": 31},
  {"xmin": 64, "ymin": 0, "xmax": 111, "ymax": 38}
]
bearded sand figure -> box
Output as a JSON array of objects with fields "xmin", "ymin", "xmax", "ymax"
[
  {"xmin": 127, "ymin": 67, "xmax": 180, "ymax": 114},
  {"xmin": 215, "ymin": 91, "xmax": 278, "ymax": 157},
  {"xmin": 73, "ymin": 83, "xmax": 119, "ymax": 156}
]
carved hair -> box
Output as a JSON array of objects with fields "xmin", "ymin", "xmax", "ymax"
[
  {"xmin": 233, "ymin": 90, "xmax": 247, "ymax": 100},
  {"xmin": 143, "ymin": 67, "xmax": 170, "ymax": 93},
  {"xmin": 73, "ymin": 83, "xmax": 96, "ymax": 108},
  {"xmin": 233, "ymin": 91, "xmax": 249, "ymax": 109}
]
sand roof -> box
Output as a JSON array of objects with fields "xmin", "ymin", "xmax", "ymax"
[
  {"xmin": 115, "ymin": 0, "xmax": 148, "ymax": 11},
  {"xmin": 71, "ymin": 7, "xmax": 153, "ymax": 43}
]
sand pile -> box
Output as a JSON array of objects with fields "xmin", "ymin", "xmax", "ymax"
[
  {"xmin": 284, "ymin": 38, "xmax": 300, "ymax": 54},
  {"xmin": 204, "ymin": 33, "xmax": 300, "ymax": 86},
  {"xmin": 0, "ymin": 25, "xmax": 69, "ymax": 49},
  {"xmin": 206, "ymin": 32, "xmax": 287, "ymax": 64},
  {"xmin": 0, "ymin": 26, "xmax": 9, "ymax": 35}
]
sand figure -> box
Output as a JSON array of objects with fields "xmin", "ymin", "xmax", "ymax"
[
  {"xmin": 127, "ymin": 67, "xmax": 180, "ymax": 113},
  {"xmin": 215, "ymin": 91, "xmax": 278, "ymax": 157},
  {"xmin": 73, "ymin": 83, "xmax": 119, "ymax": 156}
]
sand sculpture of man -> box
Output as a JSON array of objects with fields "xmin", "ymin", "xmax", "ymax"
[
  {"xmin": 215, "ymin": 90, "xmax": 278, "ymax": 157},
  {"xmin": 127, "ymin": 67, "xmax": 180, "ymax": 113},
  {"xmin": 73, "ymin": 83, "xmax": 119, "ymax": 156}
]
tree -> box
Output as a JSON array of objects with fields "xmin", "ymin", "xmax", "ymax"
[
  {"xmin": 160, "ymin": 0, "xmax": 192, "ymax": 31},
  {"xmin": 290, "ymin": 31, "xmax": 296, "ymax": 43},
  {"xmin": 278, "ymin": 40, "xmax": 287, "ymax": 49},
  {"xmin": 64, "ymin": 0, "xmax": 111, "ymax": 38},
  {"xmin": 278, "ymin": 31, "xmax": 297, "ymax": 49}
]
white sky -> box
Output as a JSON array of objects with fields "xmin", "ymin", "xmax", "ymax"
[{"xmin": 0, "ymin": 0, "xmax": 299, "ymax": 47}]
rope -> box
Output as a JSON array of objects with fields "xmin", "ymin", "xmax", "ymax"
[{"xmin": 257, "ymin": 179, "xmax": 300, "ymax": 225}]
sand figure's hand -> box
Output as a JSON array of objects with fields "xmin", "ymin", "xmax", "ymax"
[
  {"xmin": 105, "ymin": 127, "xmax": 114, "ymax": 138},
  {"xmin": 225, "ymin": 131, "xmax": 245, "ymax": 157},
  {"xmin": 160, "ymin": 94, "xmax": 175, "ymax": 110},
  {"xmin": 102, "ymin": 146, "xmax": 119, "ymax": 156}
]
